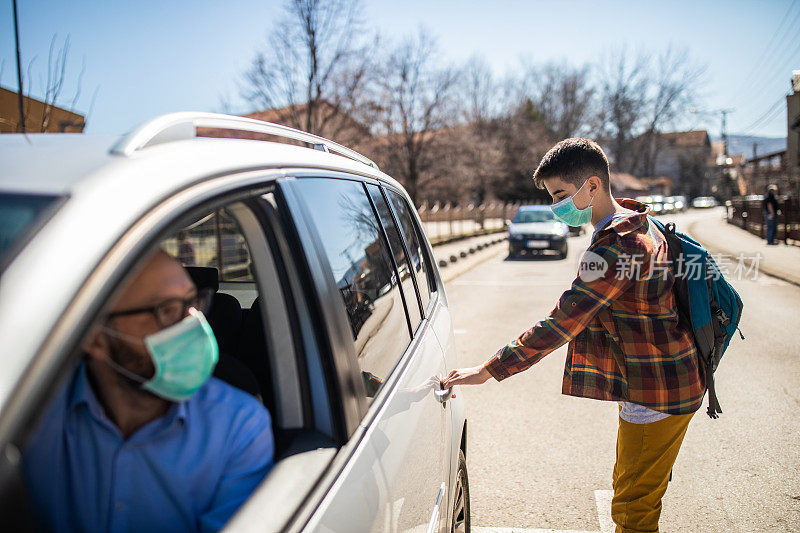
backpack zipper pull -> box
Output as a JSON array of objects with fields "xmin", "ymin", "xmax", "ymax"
[{"xmin": 736, "ymin": 326, "xmax": 745, "ymax": 340}]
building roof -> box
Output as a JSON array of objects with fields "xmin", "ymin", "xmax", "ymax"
[
  {"xmin": 610, "ymin": 171, "xmax": 649, "ymax": 192},
  {"xmin": 660, "ymin": 130, "xmax": 710, "ymax": 147},
  {"xmin": 0, "ymin": 86, "xmax": 85, "ymax": 133}
]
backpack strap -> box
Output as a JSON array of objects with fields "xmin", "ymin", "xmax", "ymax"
[{"xmin": 706, "ymin": 271, "xmax": 729, "ymax": 418}]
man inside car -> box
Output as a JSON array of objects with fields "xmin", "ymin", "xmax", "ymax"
[{"xmin": 22, "ymin": 249, "xmax": 274, "ymax": 532}]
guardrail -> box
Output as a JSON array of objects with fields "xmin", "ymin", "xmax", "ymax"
[
  {"xmin": 417, "ymin": 201, "xmax": 534, "ymax": 240},
  {"xmin": 728, "ymin": 196, "xmax": 800, "ymax": 244}
]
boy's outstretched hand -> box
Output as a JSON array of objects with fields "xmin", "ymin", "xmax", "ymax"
[{"xmin": 442, "ymin": 364, "xmax": 492, "ymax": 389}]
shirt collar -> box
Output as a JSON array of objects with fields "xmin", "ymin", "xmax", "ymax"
[
  {"xmin": 598, "ymin": 198, "xmax": 651, "ymax": 237},
  {"xmin": 69, "ymin": 361, "xmax": 188, "ymax": 429}
]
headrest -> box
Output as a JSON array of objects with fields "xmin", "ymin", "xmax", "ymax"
[{"xmin": 185, "ymin": 266, "xmax": 219, "ymax": 292}]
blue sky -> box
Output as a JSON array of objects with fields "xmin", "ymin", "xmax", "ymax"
[{"xmin": 2, "ymin": 0, "xmax": 798, "ymax": 141}]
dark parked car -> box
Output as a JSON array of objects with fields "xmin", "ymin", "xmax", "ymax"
[{"xmin": 508, "ymin": 205, "xmax": 569, "ymax": 259}]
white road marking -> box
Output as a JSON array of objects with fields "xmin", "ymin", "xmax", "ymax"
[
  {"xmin": 474, "ymin": 489, "xmax": 615, "ymax": 533},
  {"xmin": 454, "ymin": 329, "xmax": 469, "ymax": 334},
  {"xmin": 594, "ymin": 490, "xmax": 614, "ymax": 533}
]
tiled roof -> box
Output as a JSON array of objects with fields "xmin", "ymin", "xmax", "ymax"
[
  {"xmin": 610, "ymin": 171, "xmax": 649, "ymax": 192},
  {"xmin": 661, "ymin": 130, "xmax": 710, "ymax": 147}
]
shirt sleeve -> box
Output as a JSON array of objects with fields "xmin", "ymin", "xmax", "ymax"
[
  {"xmin": 199, "ymin": 403, "xmax": 275, "ymax": 532},
  {"xmin": 484, "ymin": 240, "xmax": 641, "ymax": 381}
]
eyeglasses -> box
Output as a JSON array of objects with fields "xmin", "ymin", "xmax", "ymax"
[{"xmin": 106, "ymin": 288, "xmax": 215, "ymax": 328}]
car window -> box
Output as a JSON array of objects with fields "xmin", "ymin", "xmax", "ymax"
[
  {"xmin": 385, "ymin": 188, "xmax": 433, "ymax": 313},
  {"xmin": 294, "ymin": 177, "xmax": 411, "ymax": 400},
  {"xmin": 513, "ymin": 210, "xmax": 555, "ymax": 223},
  {"xmin": 366, "ymin": 184, "xmax": 422, "ymax": 330},
  {"xmin": 17, "ymin": 214, "xmax": 277, "ymax": 533},
  {"xmin": 161, "ymin": 209, "xmax": 254, "ymax": 282},
  {"xmin": 0, "ymin": 192, "xmax": 62, "ymax": 270}
]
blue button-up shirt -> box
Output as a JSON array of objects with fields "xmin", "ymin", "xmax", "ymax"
[{"xmin": 22, "ymin": 363, "xmax": 274, "ymax": 533}]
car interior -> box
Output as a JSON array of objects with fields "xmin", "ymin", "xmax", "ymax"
[
  {"xmin": 0, "ymin": 192, "xmax": 344, "ymax": 532},
  {"xmin": 165, "ymin": 201, "xmax": 340, "ymax": 458}
]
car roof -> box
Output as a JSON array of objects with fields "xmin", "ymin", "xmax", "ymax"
[
  {"xmin": 1, "ymin": 134, "xmax": 119, "ymax": 195},
  {"xmin": 1, "ymin": 133, "xmax": 396, "ymax": 197}
]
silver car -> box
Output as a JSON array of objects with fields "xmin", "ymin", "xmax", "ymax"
[{"xmin": 0, "ymin": 113, "xmax": 469, "ymax": 532}]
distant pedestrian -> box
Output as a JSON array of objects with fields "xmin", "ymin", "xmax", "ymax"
[
  {"xmin": 763, "ymin": 185, "xmax": 779, "ymax": 245},
  {"xmin": 443, "ymin": 138, "xmax": 703, "ymax": 533},
  {"xmin": 178, "ymin": 230, "xmax": 196, "ymax": 264}
]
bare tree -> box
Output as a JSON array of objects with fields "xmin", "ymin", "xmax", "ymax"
[
  {"xmin": 454, "ymin": 55, "xmax": 508, "ymax": 203},
  {"xmin": 523, "ymin": 60, "xmax": 595, "ymax": 140},
  {"xmin": 596, "ymin": 48, "xmax": 649, "ymax": 173},
  {"xmin": 16, "ymin": 35, "xmax": 87, "ymax": 132},
  {"xmin": 240, "ymin": 0, "xmax": 374, "ymax": 143},
  {"xmin": 366, "ymin": 30, "xmax": 461, "ymax": 204},
  {"xmin": 490, "ymin": 100, "xmax": 556, "ymax": 202},
  {"xmin": 637, "ymin": 46, "xmax": 706, "ymax": 176},
  {"xmin": 595, "ymin": 46, "xmax": 706, "ymax": 176}
]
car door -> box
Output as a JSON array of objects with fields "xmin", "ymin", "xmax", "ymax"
[
  {"xmin": 365, "ymin": 183, "xmax": 451, "ymax": 533},
  {"xmin": 284, "ymin": 175, "xmax": 450, "ymax": 533}
]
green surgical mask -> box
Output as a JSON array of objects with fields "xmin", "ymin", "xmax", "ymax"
[
  {"xmin": 550, "ymin": 179, "xmax": 594, "ymax": 226},
  {"xmin": 102, "ymin": 308, "xmax": 219, "ymax": 402}
]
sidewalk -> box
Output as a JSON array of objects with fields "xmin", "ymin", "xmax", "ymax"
[{"xmin": 688, "ymin": 209, "xmax": 800, "ymax": 287}]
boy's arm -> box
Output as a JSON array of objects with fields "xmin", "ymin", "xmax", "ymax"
[{"xmin": 484, "ymin": 240, "xmax": 640, "ymax": 381}]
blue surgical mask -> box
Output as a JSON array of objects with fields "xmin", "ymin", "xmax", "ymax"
[
  {"xmin": 102, "ymin": 308, "xmax": 219, "ymax": 402},
  {"xmin": 550, "ymin": 179, "xmax": 594, "ymax": 226}
]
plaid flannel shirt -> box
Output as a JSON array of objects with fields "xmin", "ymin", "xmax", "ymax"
[{"xmin": 484, "ymin": 198, "xmax": 704, "ymax": 414}]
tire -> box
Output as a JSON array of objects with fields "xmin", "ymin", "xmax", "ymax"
[
  {"xmin": 559, "ymin": 244, "xmax": 568, "ymax": 259},
  {"xmin": 451, "ymin": 449, "xmax": 470, "ymax": 533}
]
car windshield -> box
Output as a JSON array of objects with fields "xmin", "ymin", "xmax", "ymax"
[
  {"xmin": 513, "ymin": 210, "xmax": 555, "ymax": 224},
  {"xmin": 0, "ymin": 193, "xmax": 62, "ymax": 269}
]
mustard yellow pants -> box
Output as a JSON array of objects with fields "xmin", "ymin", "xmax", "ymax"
[{"xmin": 611, "ymin": 411, "xmax": 694, "ymax": 533}]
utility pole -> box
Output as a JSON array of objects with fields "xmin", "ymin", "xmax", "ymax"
[
  {"xmin": 691, "ymin": 107, "xmax": 735, "ymax": 154},
  {"xmin": 12, "ymin": 0, "xmax": 26, "ymax": 133},
  {"xmin": 719, "ymin": 108, "xmax": 734, "ymax": 156}
]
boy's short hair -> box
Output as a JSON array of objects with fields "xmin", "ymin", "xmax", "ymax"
[{"xmin": 533, "ymin": 138, "xmax": 610, "ymax": 191}]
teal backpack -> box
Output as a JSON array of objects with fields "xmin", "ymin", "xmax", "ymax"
[{"xmin": 648, "ymin": 216, "xmax": 745, "ymax": 418}]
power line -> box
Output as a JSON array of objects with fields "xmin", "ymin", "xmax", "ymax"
[
  {"xmin": 739, "ymin": 96, "xmax": 787, "ymax": 135},
  {"xmin": 735, "ymin": 0, "xmax": 799, "ymax": 100},
  {"xmin": 13, "ymin": 0, "xmax": 25, "ymax": 133},
  {"xmin": 736, "ymin": 20, "xmax": 800, "ymax": 104}
]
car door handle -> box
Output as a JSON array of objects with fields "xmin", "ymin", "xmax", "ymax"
[{"xmin": 434, "ymin": 386, "xmax": 453, "ymax": 403}]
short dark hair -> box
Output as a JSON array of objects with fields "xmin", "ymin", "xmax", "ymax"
[{"xmin": 533, "ymin": 137, "xmax": 610, "ymax": 191}]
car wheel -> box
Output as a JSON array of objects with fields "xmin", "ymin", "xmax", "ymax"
[
  {"xmin": 559, "ymin": 245, "xmax": 568, "ymax": 259},
  {"xmin": 451, "ymin": 449, "xmax": 470, "ymax": 533}
]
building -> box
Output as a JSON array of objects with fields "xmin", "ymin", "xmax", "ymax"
[
  {"xmin": 0, "ymin": 86, "xmax": 84, "ymax": 133},
  {"xmin": 609, "ymin": 172, "xmax": 650, "ymax": 198},
  {"xmin": 738, "ymin": 72, "xmax": 800, "ymax": 198},
  {"xmin": 647, "ymin": 130, "xmax": 713, "ymax": 197},
  {"xmin": 787, "ymin": 71, "xmax": 800, "ymax": 197}
]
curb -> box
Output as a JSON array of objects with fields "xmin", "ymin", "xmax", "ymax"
[
  {"xmin": 687, "ymin": 220, "xmax": 800, "ymax": 288},
  {"xmin": 440, "ymin": 246, "xmax": 507, "ymax": 285},
  {"xmin": 435, "ymin": 237, "xmax": 508, "ymax": 269},
  {"xmin": 430, "ymin": 228, "xmax": 507, "ymax": 248}
]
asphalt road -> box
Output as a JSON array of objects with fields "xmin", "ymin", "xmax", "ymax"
[{"xmin": 444, "ymin": 209, "xmax": 800, "ymax": 532}]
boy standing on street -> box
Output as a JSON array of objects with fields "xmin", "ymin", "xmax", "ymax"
[{"xmin": 443, "ymin": 138, "xmax": 704, "ymax": 533}]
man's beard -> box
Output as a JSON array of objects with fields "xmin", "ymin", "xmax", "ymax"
[{"xmin": 105, "ymin": 334, "xmax": 156, "ymax": 391}]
